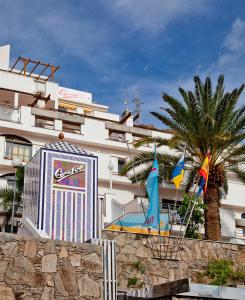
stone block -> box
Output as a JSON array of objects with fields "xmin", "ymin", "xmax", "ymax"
[
  {"xmin": 41, "ymin": 286, "xmax": 54, "ymax": 300},
  {"xmin": 44, "ymin": 242, "xmax": 56, "ymax": 254},
  {"xmin": 0, "ymin": 285, "xmax": 15, "ymax": 300},
  {"xmin": 70, "ymin": 254, "xmax": 81, "ymax": 267},
  {"xmin": 54, "ymin": 261, "xmax": 78, "ymax": 297},
  {"xmin": 42, "ymin": 254, "xmax": 57, "ymax": 273},
  {"xmin": 15, "ymin": 256, "xmax": 35, "ymax": 273},
  {"xmin": 24, "ymin": 240, "xmax": 37, "ymax": 258},
  {"xmin": 78, "ymin": 274, "xmax": 101, "ymax": 298},
  {"xmin": 59, "ymin": 246, "xmax": 68, "ymax": 258},
  {"xmin": 1, "ymin": 241, "xmax": 18, "ymax": 257}
]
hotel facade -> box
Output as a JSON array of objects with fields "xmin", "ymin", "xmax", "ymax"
[{"xmin": 0, "ymin": 45, "xmax": 244, "ymax": 243}]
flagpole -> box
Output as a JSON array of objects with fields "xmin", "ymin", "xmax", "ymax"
[
  {"xmin": 126, "ymin": 140, "xmax": 147, "ymax": 219},
  {"xmin": 175, "ymin": 192, "xmax": 201, "ymax": 258}
]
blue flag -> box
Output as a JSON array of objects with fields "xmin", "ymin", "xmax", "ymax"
[
  {"xmin": 171, "ymin": 153, "xmax": 185, "ymax": 189},
  {"xmin": 144, "ymin": 156, "xmax": 160, "ymax": 229}
]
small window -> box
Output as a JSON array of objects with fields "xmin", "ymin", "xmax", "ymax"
[
  {"xmin": 109, "ymin": 130, "xmax": 125, "ymax": 142},
  {"xmin": 241, "ymin": 213, "xmax": 245, "ymax": 219},
  {"xmin": 0, "ymin": 173, "xmax": 15, "ymax": 188},
  {"xmin": 118, "ymin": 159, "xmax": 126, "ymax": 174},
  {"xmin": 63, "ymin": 121, "xmax": 80, "ymax": 134},
  {"xmin": 162, "ymin": 198, "xmax": 181, "ymax": 211},
  {"xmin": 35, "ymin": 117, "xmax": 54, "ymax": 130}
]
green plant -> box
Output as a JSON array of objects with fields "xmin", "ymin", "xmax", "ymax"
[
  {"xmin": 0, "ymin": 166, "xmax": 24, "ymax": 224},
  {"xmin": 132, "ymin": 261, "xmax": 146, "ymax": 274},
  {"xmin": 127, "ymin": 277, "xmax": 139, "ymax": 287},
  {"xmin": 195, "ymin": 259, "xmax": 245, "ymax": 286},
  {"xmin": 178, "ymin": 194, "xmax": 206, "ymax": 239},
  {"xmin": 121, "ymin": 75, "xmax": 245, "ymax": 240},
  {"xmin": 206, "ymin": 259, "xmax": 233, "ymax": 286}
]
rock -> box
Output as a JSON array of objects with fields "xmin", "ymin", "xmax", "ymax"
[
  {"xmin": 54, "ymin": 272, "xmax": 68, "ymax": 297},
  {"xmin": 1, "ymin": 242, "xmax": 18, "ymax": 257},
  {"xmin": 42, "ymin": 254, "xmax": 57, "ymax": 273},
  {"xmin": 0, "ymin": 285, "xmax": 15, "ymax": 300},
  {"xmin": 59, "ymin": 246, "xmax": 68, "ymax": 259},
  {"xmin": 54, "ymin": 261, "xmax": 78, "ymax": 297},
  {"xmin": 44, "ymin": 242, "xmax": 56, "ymax": 254},
  {"xmin": 41, "ymin": 286, "xmax": 54, "ymax": 300},
  {"xmin": 15, "ymin": 291, "xmax": 34, "ymax": 300},
  {"xmin": 45, "ymin": 274, "xmax": 54, "ymax": 287},
  {"xmin": 14, "ymin": 256, "xmax": 35, "ymax": 273},
  {"xmin": 24, "ymin": 240, "xmax": 37, "ymax": 258},
  {"xmin": 38, "ymin": 249, "xmax": 44, "ymax": 256},
  {"xmin": 23, "ymin": 271, "xmax": 44, "ymax": 288},
  {"xmin": 81, "ymin": 253, "xmax": 102, "ymax": 273},
  {"xmin": 121, "ymin": 244, "xmax": 136, "ymax": 254},
  {"xmin": 0, "ymin": 261, "xmax": 8, "ymax": 280},
  {"xmin": 70, "ymin": 254, "xmax": 80, "ymax": 266},
  {"xmin": 78, "ymin": 274, "xmax": 101, "ymax": 298},
  {"xmin": 136, "ymin": 246, "xmax": 147, "ymax": 258}
]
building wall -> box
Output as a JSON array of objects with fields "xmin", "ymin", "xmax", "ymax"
[
  {"xmin": 0, "ymin": 232, "xmax": 103, "ymax": 299},
  {"xmin": 103, "ymin": 231, "xmax": 245, "ymax": 291}
]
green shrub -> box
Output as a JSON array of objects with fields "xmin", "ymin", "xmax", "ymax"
[
  {"xmin": 127, "ymin": 277, "xmax": 139, "ymax": 287},
  {"xmin": 132, "ymin": 261, "xmax": 146, "ymax": 274},
  {"xmin": 206, "ymin": 259, "xmax": 233, "ymax": 286}
]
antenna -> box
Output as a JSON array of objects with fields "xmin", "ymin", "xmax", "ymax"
[
  {"xmin": 132, "ymin": 97, "xmax": 143, "ymax": 124},
  {"xmin": 124, "ymin": 99, "xmax": 129, "ymax": 112}
]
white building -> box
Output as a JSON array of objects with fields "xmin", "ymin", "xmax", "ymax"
[{"xmin": 0, "ymin": 44, "xmax": 244, "ymax": 242}]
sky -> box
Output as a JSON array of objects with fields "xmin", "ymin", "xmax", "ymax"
[{"xmin": 1, "ymin": 0, "xmax": 245, "ymax": 125}]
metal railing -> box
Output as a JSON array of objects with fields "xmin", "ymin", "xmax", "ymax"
[
  {"xmin": 0, "ymin": 103, "xmax": 20, "ymax": 123},
  {"xmin": 108, "ymin": 132, "xmax": 126, "ymax": 142},
  {"xmin": 236, "ymin": 228, "xmax": 245, "ymax": 239},
  {"xmin": 91, "ymin": 239, "xmax": 117, "ymax": 300}
]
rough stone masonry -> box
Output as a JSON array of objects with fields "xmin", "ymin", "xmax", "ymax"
[
  {"xmin": 103, "ymin": 230, "xmax": 245, "ymax": 291},
  {"xmin": 0, "ymin": 233, "xmax": 103, "ymax": 299}
]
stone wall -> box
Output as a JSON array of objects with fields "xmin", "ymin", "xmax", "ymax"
[
  {"xmin": 103, "ymin": 230, "xmax": 245, "ymax": 291},
  {"xmin": 0, "ymin": 233, "xmax": 103, "ymax": 299}
]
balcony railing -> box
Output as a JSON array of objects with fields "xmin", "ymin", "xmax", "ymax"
[
  {"xmin": 35, "ymin": 117, "xmax": 54, "ymax": 130},
  {"xmin": 108, "ymin": 132, "xmax": 126, "ymax": 142},
  {"xmin": 235, "ymin": 228, "xmax": 245, "ymax": 239},
  {"xmin": 62, "ymin": 122, "xmax": 80, "ymax": 134},
  {"xmin": 0, "ymin": 103, "xmax": 20, "ymax": 123}
]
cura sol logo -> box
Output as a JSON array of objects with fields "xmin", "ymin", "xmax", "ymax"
[{"xmin": 54, "ymin": 164, "xmax": 85, "ymax": 183}]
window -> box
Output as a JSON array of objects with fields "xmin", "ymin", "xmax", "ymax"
[
  {"xmin": 62, "ymin": 121, "xmax": 80, "ymax": 134},
  {"xmin": 4, "ymin": 135, "xmax": 32, "ymax": 162},
  {"xmin": 162, "ymin": 198, "xmax": 181, "ymax": 211},
  {"xmin": 241, "ymin": 213, "xmax": 245, "ymax": 219},
  {"xmin": 35, "ymin": 116, "xmax": 54, "ymax": 129},
  {"xmin": 110, "ymin": 157, "xmax": 126, "ymax": 175},
  {"xmin": 118, "ymin": 159, "xmax": 126, "ymax": 174},
  {"xmin": 109, "ymin": 130, "xmax": 125, "ymax": 142},
  {"xmin": 162, "ymin": 198, "xmax": 182, "ymax": 224},
  {"xmin": 0, "ymin": 173, "xmax": 15, "ymax": 188}
]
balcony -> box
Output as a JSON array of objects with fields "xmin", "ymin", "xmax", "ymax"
[
  {"xmin": 0, "ymin": 103, "xmax": 20, "ymax": 123},
  {"xmin": 35, "ymin": 116, "xmax": 54, "ymax": 130},
  {"xmin": 108, "ymin": 131, "xmax": 126, "ymax": 142},
  {"xmin": 62, "ymin": 121, "xmax": 81, "ymax": 135},
  {"xmin": 235, "ymin": 227, "xmax": 245, "ymax": 239}
]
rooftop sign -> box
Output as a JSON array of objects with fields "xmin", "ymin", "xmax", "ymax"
[{"xmin": 58, "ymin": 87, "xmax": 92, "ymax": 103}]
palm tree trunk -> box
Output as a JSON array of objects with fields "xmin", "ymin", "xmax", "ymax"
[{"xmin": 204, "ymin": 186, "xmax": 221, "ymax": 240}]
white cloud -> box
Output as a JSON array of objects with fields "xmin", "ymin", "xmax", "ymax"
[
  {"xmin": 106, "ymin": 0, "xmax": 210, "ymax": 35},
  {"xmin": 218, "ymin": 18, "xmax": 245, "ymax": 67}
]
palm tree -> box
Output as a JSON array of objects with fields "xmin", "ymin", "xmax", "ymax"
[
  {"xmin": 121, "ymin": 75, "xmax": 245, "ymax": 241},
  {"xmin": 0, "ymin": 166, "xmax": 24, "ymax": 227}
]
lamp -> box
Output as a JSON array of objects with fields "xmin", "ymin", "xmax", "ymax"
[
  {"xmin": 11, "ymin": 157, "xmax": 22, "ymax": 234},
  {"xmin": 108, "ymin": 160, "xmax": 114, "ymax": 195}
]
